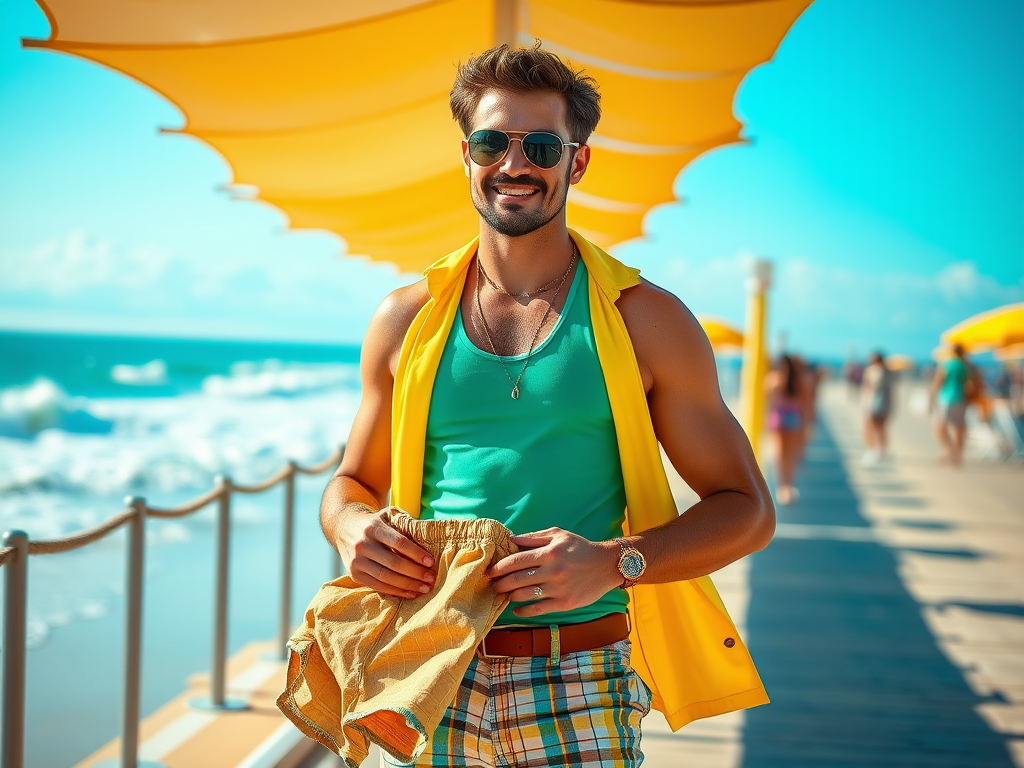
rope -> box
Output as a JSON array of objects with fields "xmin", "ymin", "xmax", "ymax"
[
  {"xmin": 146, "ymin": 486, "xmax": 224, "ymax": 518},
  {"xmin": 232, "ymin": 465, "xmax": 293, "ymax": 494},
  {"xmin": 28, "ymin": 508, "xmax": 135, "ymax": 555},
  {"xmin": 0, "ymin": 448, "xmax": 343, "ymax": 561},
  {"xmin": 295, "ymin": 446, "xmax": 345, "ymax": 475}
]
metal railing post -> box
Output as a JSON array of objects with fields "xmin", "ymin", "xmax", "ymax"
[
  {"xmin": 212, "ymin": 476, "xmax": 230, "ymax": 705},
  {"xmin": 121, "ymin": 498, "xmax": 146, "ymax": 768},
  {"xmin": 2, "ymin": 530, "xmax": 29, "ymax": 768},
  {"xmin": 190, "ymin": 477, "xmax": 246, "ymax": 711},
  {"xmin": 277, "ymin": 463, "xmax": 296, "ymax": 658},
  {"xmin": 95, "ymin": 502, "xmax": 166, "ymax": 768},
  {"xmin": 332, "ymin": 549, "xmax": 343, "ymax": 580}
]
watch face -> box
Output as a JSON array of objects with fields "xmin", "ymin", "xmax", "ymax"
[{"xmin": 621, "ymin": 553, "xmax": 644, "ymax": 579}]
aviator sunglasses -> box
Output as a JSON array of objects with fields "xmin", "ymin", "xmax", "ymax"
[{"xmin": 468, "ymin": 129, "xmax": 580, "ymax": 170}]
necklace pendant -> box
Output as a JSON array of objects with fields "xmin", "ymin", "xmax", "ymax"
[{"xmin": 511, "ymin": 385, "xmax": 520, "ymax": 400}]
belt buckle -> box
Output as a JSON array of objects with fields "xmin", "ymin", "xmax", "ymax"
[{"xmin": 478, "ymin": 633, "xmax": 512, "ymax": 660}]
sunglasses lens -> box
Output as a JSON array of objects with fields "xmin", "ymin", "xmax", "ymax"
[
  {"xmin": 468, "ymin": 130, "xmax": 510, "ymax": 166},
  {"xmin": 523, "ymin": 133, "xmax": 564, "ymax": 169}
]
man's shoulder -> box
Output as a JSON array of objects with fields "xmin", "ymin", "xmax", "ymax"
[
  {"xmin": 377, "ymin": 279, "xmax": 431, "ymax": 329},
  {"xmin": 365, "ymin": 279, "xmax": 431, "ymax": 368},
  {"xmin": 617, "ymin": 278, "xmax": 706, "ymax": 348}
]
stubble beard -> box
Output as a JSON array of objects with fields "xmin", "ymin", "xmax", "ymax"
[{"xmin": 472, "ymin": 167, "xmax": 572, "ymax": 238}]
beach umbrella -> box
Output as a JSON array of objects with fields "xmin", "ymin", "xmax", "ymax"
[
  {"xmin": 26, "ymin": 0, "xmax": 812, "ymax": 273},
  {"xmin": 994, "ymin": 342, "xmax": 1024, "ymax": 361},
  {"xmin": 697, "ymin": 316, "xmax": 744, "ymax": 351},
  {"xmin": 885, "ymin": 354, "xmax": 915, "ymax": 371},
  {"xmin": 940, "ymin": 302, "xmax": 1024, "ymax": 353}
]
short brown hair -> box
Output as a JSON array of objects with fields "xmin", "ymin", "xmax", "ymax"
[{"xmin": 449, "ymin": 42, "xmax": 601, "ymax": 144}]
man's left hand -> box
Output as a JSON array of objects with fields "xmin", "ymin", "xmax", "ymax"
[{"xmin": 487, "ymin": 528, "xmax": 622, "ymax": 617}]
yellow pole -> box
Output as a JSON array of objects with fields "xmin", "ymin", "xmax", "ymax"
[{"xmin": 739, "ymin": 259, "xmax": 772, "ymax": 461}]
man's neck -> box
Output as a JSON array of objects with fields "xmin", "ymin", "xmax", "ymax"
[{"xmin": 477, "ymin": 216, "xmax": 575, "ymax": 296}]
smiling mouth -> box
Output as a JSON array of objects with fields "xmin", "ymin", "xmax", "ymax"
[{"xmin": 492, "ymin": 185, "xmax": 539, "ymax": 198}]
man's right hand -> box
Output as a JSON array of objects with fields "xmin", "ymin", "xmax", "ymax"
[{"xmin": 336, "ymin": 506, "xmax": 436, "ymax": 599}]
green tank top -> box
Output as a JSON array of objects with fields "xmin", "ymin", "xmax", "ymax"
[{"xmin": 420, "ymin": 261, "xmax": 629, "ymax": 626}]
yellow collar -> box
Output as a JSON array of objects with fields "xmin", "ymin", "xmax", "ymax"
[{"xmin": 423, "ymin": 228, "xmax": 640, "ymax": 302}]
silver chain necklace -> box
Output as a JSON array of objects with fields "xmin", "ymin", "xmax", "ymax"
[
  {"xmin": 474, "ymin": 242, "xmax": 578, "ymax": 400},
  {"xmin": 478, "ymin": 249, "xmax": 575, "ymax": 299}
]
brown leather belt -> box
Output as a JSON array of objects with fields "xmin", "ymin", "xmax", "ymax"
[{"xmin": 480, "ymin": 613, "xmax": 629, "ymax": 660}]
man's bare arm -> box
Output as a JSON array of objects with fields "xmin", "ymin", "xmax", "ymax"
[
  {"xmin": 319, "ymin": 281, "xmax": 437, "ymax": 599},
  {"xmin": 623, "ymin": 280, "xmax": 775, "ymax": 581}
]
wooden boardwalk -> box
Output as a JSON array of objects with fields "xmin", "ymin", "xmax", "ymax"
[{"xmin": 642, "ymin": 382, "xmax": 1024, "ymax": 768}]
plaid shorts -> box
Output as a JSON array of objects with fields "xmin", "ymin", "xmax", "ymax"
[{"xmin": 382, "ymin": 639, "xmax": 652, "ymax": 767}]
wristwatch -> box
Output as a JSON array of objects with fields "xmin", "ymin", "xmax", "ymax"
[{"xmin": 615, "ymin": 539, "xmax": 647, "ymax": 589}]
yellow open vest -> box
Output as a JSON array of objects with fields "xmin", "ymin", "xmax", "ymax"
[{"xmin": 391, "ymin": 229, "xmax": 768, "ymax": 729}]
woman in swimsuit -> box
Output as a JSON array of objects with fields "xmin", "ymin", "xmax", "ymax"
[{"xmin": 766, "ymin": 354, "xmax": 804, "ymax": 505}]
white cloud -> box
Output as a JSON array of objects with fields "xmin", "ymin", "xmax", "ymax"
[
  {"xmin": 0, "ymin": 231, "xmax": 170, "ymax": 295},
  {"xmin": 633, "ymin": 250, "xmax": 1023, "ymax": 357},
  {"xmin": 932, "ymin": 261, "xmax": 1020, "ymax": 304},
  {"xmin": 0, "ymin": 230, "xmax": 415, "ymax": 343}
]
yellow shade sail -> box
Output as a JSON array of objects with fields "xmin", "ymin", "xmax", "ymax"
[
  {"xmin": 697, "ymin": 316, "xmax": 744, "ymax": 351},
  {"xmin": 29, "ymin": 0, "xmax": 812, "ymax": 272},
  {"xmin": 940, "ymin": 303, "xmax": 1024, "ymax": 353}
]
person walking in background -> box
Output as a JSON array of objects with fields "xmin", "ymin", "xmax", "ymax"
[
  {"xmin": 767, "ymin": 354, "xmax": 804, "ymax": 505},
  {"xmin": 860, "ymin": 351, "xmax": 894, "ymax": 465},
  {"xmin": 929, "ymin": 344, "xmax": 980, "ymax": 467},
  {"xmin": 988, "ymin": 360, "xmax": 1024, "ymax": 457},
  {"xmin": 799, "ymin": 359, "xmax": 822, "ymax": 460},
  {"xmin": 842, "ymin": 355, "xmax": 863, "ymax": 402},
  {"xmin": 993, "ymin": 361, "xmax": 1023, "ymax": 417}
]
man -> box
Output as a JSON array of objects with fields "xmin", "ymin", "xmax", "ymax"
[{"xmin": 320, "ymin": 44, "xmax": 774, "ymax": 767}]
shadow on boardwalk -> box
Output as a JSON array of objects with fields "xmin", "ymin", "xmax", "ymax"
[{"xmin": 741, "ymin": 419, "xmax": 1014, "ymax": 768}]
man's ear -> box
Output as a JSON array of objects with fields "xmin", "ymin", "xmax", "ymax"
[
  {"xmin": 461, "ymin": 139, "xmax": 471, "ymax": 177},
  {"xmin": 568, "ymin": 144, "xmax": 590, "ymax": 185}
]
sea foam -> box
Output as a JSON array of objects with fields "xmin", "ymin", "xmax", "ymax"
[
  {"xmin": 110, "ymin": 359, "xmax": 168, "ymax": 386},
  {"xmin": 0, "ymin": 364, "xmax": 360, "ymax": 501},
  {"xmin": 0, "ymin": 378, "xmax": 113, "ymax": 439}
]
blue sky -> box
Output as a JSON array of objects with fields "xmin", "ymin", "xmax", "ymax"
[{"xmin": 1, "ymin": 0, "xmax": 1021, "ymax": 358}]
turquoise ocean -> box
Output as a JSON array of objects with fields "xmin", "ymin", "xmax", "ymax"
[{"xmin": 0, "ymin": 331, "xmax": 363, "ymax": 767}]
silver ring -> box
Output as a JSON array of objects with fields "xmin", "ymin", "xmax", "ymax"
[
  {"xmin": 533, "ymin": 586, "xmax": 543, "ymax": 597},
  {"xmin": 526, "ymin": 569, "xmax": 537, "ymax": 577}
]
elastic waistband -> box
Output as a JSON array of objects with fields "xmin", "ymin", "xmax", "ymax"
[{"xmin": 383, "ymin": 508, "xmax": 516, "ymax": 559}]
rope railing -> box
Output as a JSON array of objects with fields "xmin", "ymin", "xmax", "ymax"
[
  {"xmin": 145, "ymin": 485, "xmax": 227, "ymax": 518},
  {"xmin": 295, "ymin": 452, "xmax": 346, "ymax": 475},
  {"xmin": 27, "ymin": 508, "xmax": 135, "ymax": 556},
  {"xmin": 0, "ymin": 445, "xmax": 345, "ymax": 768},
  {"xmin": 232, "ymin": 464, "xmax": 294, "ymax": 494}
]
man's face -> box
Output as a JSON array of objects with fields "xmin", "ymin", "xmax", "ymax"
[{"xmin": 462, "ymin": 89, "xmax": 589, "ymax": 238}]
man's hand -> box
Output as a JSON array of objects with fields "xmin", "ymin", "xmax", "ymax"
[
  {"xmin": 336, "ymin": 506, "xmax": 436, "ymax": 600},
  {"xmin": 486, "ymin": 528, "xmax": 622, "ymax": 618}
]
